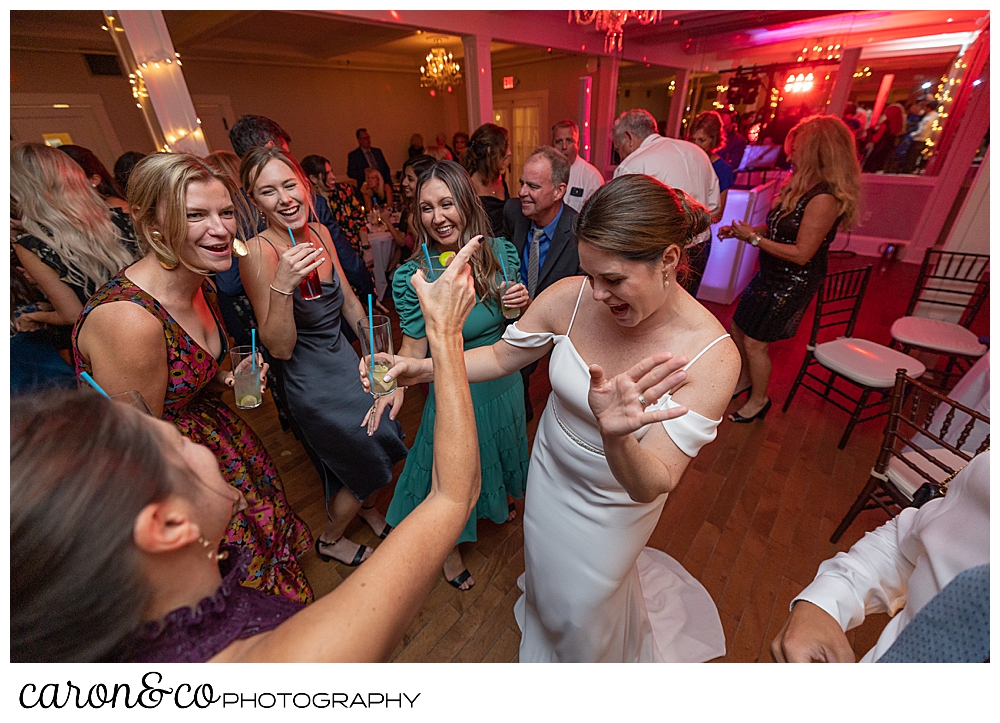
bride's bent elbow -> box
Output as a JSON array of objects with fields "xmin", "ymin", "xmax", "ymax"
[{"xmin": 626, "ymin": 480, "xmax": 678, "ymax": 504}]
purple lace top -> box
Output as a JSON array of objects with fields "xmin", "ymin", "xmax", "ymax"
[{"xmin": 123, "ymin": 547, "xmax": 304, "ymax": 662}]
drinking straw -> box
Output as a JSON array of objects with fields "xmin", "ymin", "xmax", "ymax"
[
  {"xmin": 80, "ymin": 371, "xmax": 110, "ymax": 399},
  {"xmin": 499, "ymin": 252, "xmax": 510, "ymax": 285},
  {"xmin": 422, "ymin": 243, "xmax": 436, "ymax": 281},
  {"xmin": 251, "ymin": 328, "xmax": 257, "ymax": 372},
  {"xmin": 367, "ymin": 294, "xmax": 376, "ymax": 392},
  {"xmin": 287, "ymin": 226, "xmax": 297, "ymax": 246}
]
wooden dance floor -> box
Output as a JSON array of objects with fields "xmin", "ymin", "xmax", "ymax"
[{"xmin": 237, "ymin": 254, "xmax": 988, "ymax": 662}]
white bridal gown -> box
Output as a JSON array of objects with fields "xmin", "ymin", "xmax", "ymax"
[{"xmin": 507, "ymin": 279, "xmax": 728, "ymax": 663}]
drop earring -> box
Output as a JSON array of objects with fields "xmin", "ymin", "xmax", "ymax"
[
  {"xmin": 149, "ymin": 231, "xmax": 178, "ymax": 270},
  {"xmin": 197, "ymin": 535, "xmax": 228, "ymax": 561}
]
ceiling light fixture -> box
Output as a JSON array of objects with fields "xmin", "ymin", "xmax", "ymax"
[
  {"xmin": 569, "ymin": 11, "xmax": 662, "ymax": 53},
  {"xmin": 420, "ymin": 47, "xmax": 461, "ymax": 94}
]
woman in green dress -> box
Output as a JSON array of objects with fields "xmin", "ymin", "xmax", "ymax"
[{"xmin": 370, "ymin": 160, "xmax": 530, "ymax": 590}]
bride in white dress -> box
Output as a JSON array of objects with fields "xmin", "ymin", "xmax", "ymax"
[{"xmin": 376, "ymin": 174, "xmax": 740, "ymax": 662}]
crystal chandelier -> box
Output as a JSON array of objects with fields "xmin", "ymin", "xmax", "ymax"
[
  {"xmin": 420, "ymin": 47, "xmax": 462, "ymax": 93},
  {"xmin": 570, "ymin": 10, "xmax": 663, "ymax": 52}
]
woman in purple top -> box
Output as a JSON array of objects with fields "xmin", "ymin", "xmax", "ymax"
[{"xmin": 11, "ymin": 239, "xmax": 486, "ymax": 663}]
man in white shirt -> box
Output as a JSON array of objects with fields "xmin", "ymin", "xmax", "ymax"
[
  {"xmin": 612, "ymin": 109, "xmax": 720, "ymax": 295},
  {"xmin": 771, "ymin": 451, "xmax": 989, "ymax": 663},
  {"xmin": 551, "ymin": 120, "xmax": 604, "ymax": 213},
  {"xmin": 612, "ymin": 109, "xmax": 720, "ymax": 218}
]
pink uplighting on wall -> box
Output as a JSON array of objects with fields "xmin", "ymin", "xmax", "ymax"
[{"xmin": 578, "ymin": 76, "xmax": 593, "ymax": 161}]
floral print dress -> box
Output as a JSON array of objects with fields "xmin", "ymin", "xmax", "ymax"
[{"xmin": 73, "ymin": 272, "xmax": 313, "ymax": 603}]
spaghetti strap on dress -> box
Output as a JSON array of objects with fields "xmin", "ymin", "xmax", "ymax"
[
  {"xmin": 73, "ymin": 272, "xmax": 313, "ymax": 603},
  {"xmin": 501, "ymin": 280, "xmax": 727, "ymax": 661}
]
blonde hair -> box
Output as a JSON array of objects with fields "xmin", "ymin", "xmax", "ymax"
[
  {"xmin": 128, "ymin": 153, "xmax": 250, "ymax": 274},
  {"xmin": 204, "ymin": 150, "xmax": 242, "ymax": 187},
  {"xmin": 424, "ymin": 145, "xmax": 453, "ymax": 162},
  {"xmin": 778, "ymin": 115, "xmax": 861, "ymax": 228},
  {"xmin": 11, "ymin": 143, "xmax": 136, "ymax": 294},
  {"xmin": 577, "ymin": 174, "xmax": 711, "ymax": 264},
  {"xmin": 409, "ymin": 160, "xmax": 505, "ymax": 308}
]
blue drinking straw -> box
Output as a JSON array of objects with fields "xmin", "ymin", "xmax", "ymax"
[
  {"xmin": 80, "ymin": 371, "xmax": 110, "ymax": 399},
  {"xmin": 251, "ymin": 328, "xmax": 257, "ymax": 372},
  {"xmin": 422, "ymin": 243, "xmax": 436, "ymax": 281},
  {"xmin": 287, "ymin": 226, "xmax": 297, "ymax": 246},
  {"xmin": 499, "ymin": 252, "xmax": 510, "ymax": 285},
  {"xmin": 367, "ymin": 294, "xmax": 376, "ymax": 392}
]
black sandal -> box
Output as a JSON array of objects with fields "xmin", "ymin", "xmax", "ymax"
[
  {"xmin": 447, "ymin": 569, "xmax": 474, "ymax": 590},
  {"xmin": 315, "ymin": 537, "xmax": 369, "ymax": 566},
  {"xmin": 360, "ymin": 504, "xmax": 392, "ymax": 539}
]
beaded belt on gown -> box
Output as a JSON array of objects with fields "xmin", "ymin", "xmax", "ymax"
[{"xmin": 551, "ymin": 404, "xmax": 605, "ymax": 457}]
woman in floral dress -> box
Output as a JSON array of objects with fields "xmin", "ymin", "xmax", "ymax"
[{"xmin": 73, "ymin": 153, "xmax": 312, "ymax": 603}]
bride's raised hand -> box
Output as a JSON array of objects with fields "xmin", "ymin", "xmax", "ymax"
[{"xmin": 587, "ymin": 352, "xmax": 689, "ymax": 438}]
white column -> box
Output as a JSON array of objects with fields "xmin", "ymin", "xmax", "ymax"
[
  {"xmin": 665, "ymin": 69, "xmax": 691, "ymax": 139},
  {"xmin": 462, "ymin": 34, "xmax": 493, "ymax": 131},
  {"xmin": 827, "ymin": 47, "xmax": 861, "ymax": 117},
  {"xmin": 592, "ymin": 54, "xmax": 620, "ymax": 175},
  {"xmin": 114, "ymin": 9, "xmax": 208, "ymax": 155}
]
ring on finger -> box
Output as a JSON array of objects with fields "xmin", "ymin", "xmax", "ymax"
[{"xmin": 638, "ymin": 394, "xmax": 649, "ymax": 406}]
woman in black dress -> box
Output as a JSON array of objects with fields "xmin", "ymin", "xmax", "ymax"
[
  {"xmin": 718, "ymin": 115, "xmax": 861, "ymax": 423},
  {"xmin": 462, "ymin": 123, "xmax": 511, "ymax": 237}
]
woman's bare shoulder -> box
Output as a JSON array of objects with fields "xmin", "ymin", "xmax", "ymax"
[{"xmin": 526, "ymin": 275, "xmax": 588, "ymax": 335}]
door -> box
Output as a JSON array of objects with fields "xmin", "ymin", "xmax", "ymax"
[
  {"xmin": 493, "ymin": 90, "xmax": 549, "ymax": 183},
  {"xmin": 11, "ymin": 93, "xmax": 124, "ymax": 170},
  {"xmin": 191, "ymin": 95, "xmax": 237, "ymax": 154}
]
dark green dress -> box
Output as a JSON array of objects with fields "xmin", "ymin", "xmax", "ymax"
[{"xmin": 387, "ymin": 237, "xmax": 529, "ymax": 544}]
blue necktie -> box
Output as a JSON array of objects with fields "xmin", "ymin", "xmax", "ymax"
[{"xmin": 527, "ymin": 227, "xmax": 543, "ymax": 298}]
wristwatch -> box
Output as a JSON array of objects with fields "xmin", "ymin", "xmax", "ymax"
[{"xmin": 746, "ymin": 233, "xmax": 762, "ymax": 247}]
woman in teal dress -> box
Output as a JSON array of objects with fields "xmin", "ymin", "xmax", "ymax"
[{"xmin": 376, "ymin": 160, "xmax": 530, "ymax": 590}]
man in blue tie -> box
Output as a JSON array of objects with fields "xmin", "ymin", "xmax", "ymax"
[{"xmin": 502, "ymin": 146, "xmax": 580, "ymax": 420}]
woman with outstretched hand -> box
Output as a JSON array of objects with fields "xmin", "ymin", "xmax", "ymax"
[
  {"xmin": 12, "ymin": 238, "xmax": 482, "ymax": 663},
  {"xmin": 366, "ymin": 174, "xmax": 740, "ymax": 662}
]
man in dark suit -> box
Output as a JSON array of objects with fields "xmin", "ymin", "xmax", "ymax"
[
  {"xmin": 347, "ymin": 128, "xmax": 392, "ymax": 189},
  {"xmin": 502, "ymin": 145, "xmax": 579, "ymax": 420}
]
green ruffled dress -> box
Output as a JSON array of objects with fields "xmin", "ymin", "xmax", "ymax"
[{"xmin": 387, "ymin": 237, "xmax": 529, "ymax": 544}]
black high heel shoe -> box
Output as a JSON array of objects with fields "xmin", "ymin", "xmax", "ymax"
[
  {"xmin": 728, "ymin": 398, "xmax": 771, "ymax": 423},
  {"xmin": 731, "ymin": 385, "xmax": 753, "ymax": 401}
]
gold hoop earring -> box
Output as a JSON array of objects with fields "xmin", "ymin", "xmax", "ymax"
[{"xmin": 149, "ymin": 231, "xmax": 178, "ymax": 270}]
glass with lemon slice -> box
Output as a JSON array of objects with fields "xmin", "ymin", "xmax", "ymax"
[{"xmin": 230, "ymin": 345, "xmax": 263, "ymax": 409}]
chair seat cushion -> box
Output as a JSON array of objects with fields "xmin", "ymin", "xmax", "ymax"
[
  {"xmin": 885, "ymin": 447, "xmax": 969, "ymax": 499},
  {"xmin": 814, "ymin": 338, "xmax": 927, "ymax": 388},
  {"xmin": 890, "ymin": 316, "xmax": 988, "ymax": 357}
]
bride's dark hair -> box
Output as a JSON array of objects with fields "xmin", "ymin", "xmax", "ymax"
[{"xmin": 576, "ymin": 174, "xmax": 711, "ymax": 264}]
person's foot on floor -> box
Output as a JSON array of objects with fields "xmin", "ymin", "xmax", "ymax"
[
  {"xmin": 359, "ymin": 504, "xmax": 391, "ymax": 539},
  {"xmin": 443, "ymin": 547, "xmax": 474, "ymax": 591},
  {"xmin": 506, "ymin": 500, "xmax": 517, "ymax": 523},
  {"xmin": 316, "ymin": 536, "xmax": 373, "ymax": 566},
  {"xmin": 731, "ymin": 396, "xmax": 771, "ymax": 421}
]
